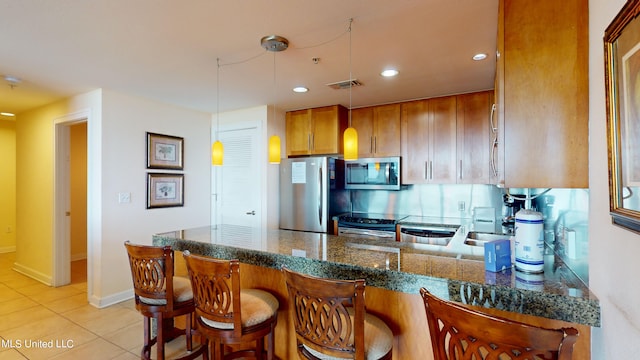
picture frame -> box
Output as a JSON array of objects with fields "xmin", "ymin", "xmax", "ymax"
[
  {"xmin": 604, "ymin": 0, "xmax": 640, "ymax": 233},
  {"xmin": 146, "ymin": 132, "xmax": 184, "ymax": 170},
  {"xmin": 146, "ymin": 173, "xmax": 184, "ymax": 209}
]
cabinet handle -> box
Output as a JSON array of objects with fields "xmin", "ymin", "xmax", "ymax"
[
  {"xmin": 459, "ymin": 160, "xmax": 463, "ymax": 180},
  {"xmin": 491, "ymin": 137, "xmax": 498, "ymax": 177},
  {"xmin": 311, "ymin": 133, "xmax": 315, "ymax": 151},
  {"xmin": 490, "ymin": 103, "xmax": 497, "ymax": 133},
  {"xmin": 424, "ymin": 161, "xmax": 428, "ymax": 180},
  {"xmin": 308, "ymin": 134, "xmax": 311, "ymax": 151},
  {"xmin": 370, "ymin": 136, "xmax": 374, "ymax": 154},
  {"xmin": 429, "ymin": 161, "xmax": 433, "ymax": 180},
  {"xmin": 374, "ymin": 136, "xmax": 377, "ymax": 153}
]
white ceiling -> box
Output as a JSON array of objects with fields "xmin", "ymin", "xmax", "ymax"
[{"xmin": 0, "ymin": 0, "xmax": 498, "ymax": 118}]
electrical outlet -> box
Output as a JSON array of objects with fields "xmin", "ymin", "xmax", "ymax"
[
  {"xmin": 458, "ymin": 201, "xmax": 466, "ymax": 212},
  {"xmin": 118, "ymin": 192, "xmax": 131, "ymax": 203}
]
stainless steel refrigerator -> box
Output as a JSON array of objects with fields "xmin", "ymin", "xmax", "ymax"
[{"xmin": 279, "ymin": 157, "xmax": 349, "ymax": 233}]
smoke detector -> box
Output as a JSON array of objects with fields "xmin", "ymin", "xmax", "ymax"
[
  {"xmin": 326, "ymin": 79, "xmax": 363, "ymax": 90},
  {"xmin": 4, "ymin": 75, "xmax": 21, "ymax": 89}
]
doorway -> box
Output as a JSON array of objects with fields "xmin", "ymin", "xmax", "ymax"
[
  {"xmin": 53, "ymin": 113, "xmax": 88, "ymax": 287},
  {"xmin": 213, "ymin": 118, "xmax": 264, "ymax": 250},
  {"xmin": 69, "ymin": 122, "xmax": 87, "ymax": 285}
]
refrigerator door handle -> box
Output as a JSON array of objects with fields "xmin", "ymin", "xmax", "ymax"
[{"xmin": 318, "ymin": 166, "xmax": 323, "ymax": 227}]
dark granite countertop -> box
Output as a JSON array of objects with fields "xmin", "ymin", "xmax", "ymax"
[{"xmin": 153, "ymin": 225, "xmax": 600, "ymax": 327}]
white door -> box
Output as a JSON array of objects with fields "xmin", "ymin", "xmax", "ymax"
[{"xmin": 213, "ymin": 124, "xmax": 263, "ymax": 249}]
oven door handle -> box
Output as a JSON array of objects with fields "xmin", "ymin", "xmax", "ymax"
[{"xmin": 339, "ymin": 228, "xmax": 396, "ymax": 238}]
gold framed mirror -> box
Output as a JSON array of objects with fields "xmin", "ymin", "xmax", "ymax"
[{"xmin": 605, "ymin": 0, "xmax": 640, "ymax": 233}]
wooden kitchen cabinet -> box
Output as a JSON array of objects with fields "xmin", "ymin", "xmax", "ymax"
[
  {"xmin": 351, "ymin": 103, "xmax": 401, "ymax": 157},
  {"xmin": 495, "ymin": 0, "xmax": 588, "ymax": 188},
  {"xmin": 401, "ymin": 96, "xmax": 458, "ymax": 184},
  {"xmin": 456, "ymin": 91, "xmax": 493, "ymax": 184},
  {"xmin": 285, "ymin": 105, "xmax": 348, "ymax": 156}
]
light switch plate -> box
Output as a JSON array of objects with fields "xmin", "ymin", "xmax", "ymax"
[{"xmin": 118, "ymin": 192, "xmax": 131, "ymax": 203}]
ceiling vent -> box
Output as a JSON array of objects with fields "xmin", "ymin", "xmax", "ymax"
[{"xmin": 326, "ymin": 79, "xmax": 363, "ymax": 90}]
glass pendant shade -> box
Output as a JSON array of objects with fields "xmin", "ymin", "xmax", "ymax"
[
  {"xmin": 269, "ymin": 135, "xmax": 281, "ymax": 164},
  {"xmin": 343, "ymin": 127, "xmax": 358, "ymax": 161},
  {"xmin": 212, "ymin": 140, "xmax": 224, "ymax": 166}
]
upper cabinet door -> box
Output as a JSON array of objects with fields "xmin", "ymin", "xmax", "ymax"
[
  {"xmin": 498, "ymin": 0, "xmax": 588, "ymax": 188},
  {"xmin": 428, "ymin": 96, "xmax": 458, "ymax": 184},
  {"xmin": 372, "ymin": 104, "xmax": 402, "ymax": 157},
  {"xmin": 401, "ymin": 96, "xmax": 457, "ymax": 184},
  {"xmin": 286, "ymin": 109, "xmax": 313, "ymax": 156},
  {"xmin": 311, "ymin": 105, "xmax": 347, "ymax": 155},
  {"xmin": 350, "ymin": 107, "xmax": 375, "ymax": 158},
  {"xmin": 285, "ymin": 105, "xmax": 347, "ymax": 157},
  {"xmin": 351, "ymin": 104, "xmax": 401, "ymax": 158},
  {"xmin": 401, "ymin": 100, "xmax": 430, "ymax": 183},
  {"xmin": 456, "ymin": 91, "xmax": 492, "ymax": 184}
]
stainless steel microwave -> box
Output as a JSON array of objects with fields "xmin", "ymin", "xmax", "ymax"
[{"xmin": 344, "ymin": 157, "xmax": 401, "ymax": 190}]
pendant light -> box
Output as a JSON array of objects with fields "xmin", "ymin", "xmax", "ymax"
[
  {"xmin": 261, "ymin": 35, "xmax": 289, "ymax": 165},
  {"xmin": 343, "ymin": 19, "xmax": 358, "ymax": 161},
  {"xmin": 268, "ymin": 51, "xmax": 281, "ymax": 164},
  {"xmin": 212, "ymin": 58, "xmax": 223, "ymax": 166}
]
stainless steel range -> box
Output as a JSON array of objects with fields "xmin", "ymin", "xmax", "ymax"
[{"xmin": 337, "ymin": 213, "xmax": 407, "ymax": 240}]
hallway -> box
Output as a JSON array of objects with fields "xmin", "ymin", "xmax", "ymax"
[{"xmin": 0, "ymin": 252, "xmax": 192, "ymax": 359}]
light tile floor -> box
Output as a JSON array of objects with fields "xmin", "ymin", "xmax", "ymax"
[{"xmin": 0, "ymin": 252, "xmax": 199, "ymax": 360}]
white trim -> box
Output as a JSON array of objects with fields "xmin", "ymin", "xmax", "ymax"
[
  {"xmin": 53, "ymin": 109, "xmax": 91, "ymax": 287},
  {"xmin": 13, "ymin": 262, "xmax": 53, "ymax": 285},
  {"xmin": 0, "ymin": 246, "xmax": 16, "ymax": 254},
  {"xmin": 90, "ymin": 289, "xmax": 134, "ymax": 308}
]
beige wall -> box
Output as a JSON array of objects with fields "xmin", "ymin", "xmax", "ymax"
[
  {"xmin": 0, "ymin": 120, "xmax": 16, "ymax": 252},
  {"xmin": 15, "ymin": 91, "xmax": 100, "ymax": 283},
  {"xmin": 14, "ymin": 89, "xmax": 212, "ymax": 307},
  {"xmin": 589, "ymin": 0, "xmax": 640, "ymax": 358},
  {"xmin": 93, "ymin": 89, "xmax": 211, "ymax": 305}
]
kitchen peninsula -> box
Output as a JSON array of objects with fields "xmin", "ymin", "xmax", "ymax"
[{"xmin": 153, "ymin": 225, "xmax": 598, "ymax": 359}]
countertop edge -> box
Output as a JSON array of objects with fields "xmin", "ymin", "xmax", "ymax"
[{"xmin": 153, "ymin": 233, "xmax": 600, "ymax": 327}]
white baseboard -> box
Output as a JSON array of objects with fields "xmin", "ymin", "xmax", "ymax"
[
  {"xmin": 0, "ymin": 246, "xmax": 16, "ymax": 254},
  {"xmin": 12, "ymin": 262, "xmax": 52, "ymax": 286},
  {"xmin": 89, "ymin": 289, "xmax": 134, "ymax": 308}
]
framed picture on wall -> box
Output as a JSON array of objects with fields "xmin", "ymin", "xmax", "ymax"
[
  {"xmin": 605, "ymin": 0, "xmax": 640, "ymax": 233},
  {"xmin": 146, "ymin": 132, "xmax": 184, "ymax": 170},
  {"xmin": 146, "ymin": 173, "xmax": 184, "ymax": 209}
]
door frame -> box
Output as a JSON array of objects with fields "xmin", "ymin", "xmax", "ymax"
[{"xmin": 53, "ymin": 110, "xmax": 90, "ymax": 287}]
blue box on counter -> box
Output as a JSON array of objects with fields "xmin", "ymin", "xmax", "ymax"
[{"xmin": 484, "ymin": 239, "xmax": 512, "ymax": 272}]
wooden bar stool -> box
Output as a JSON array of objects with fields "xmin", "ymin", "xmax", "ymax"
[
  {"xmin": 281, "ymin": 266, "xmax": 393, "ymax": 360},
  {"xmin": 420, "ymin": 288, "xmax": 579, "ymax": 360},
  {"xmin": 182, "ymin": 251, "xmax": 279, "ymax": 360},
  {"xmin": 124, "ymin": 241, "xmax": 208, "ymax": 360}
]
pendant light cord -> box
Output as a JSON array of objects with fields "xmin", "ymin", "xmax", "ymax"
[
  {"xmin": 273, "ymin": 51, "xmax": 276, "ymax": 125},
  {"xmin": 216, "ymin": 57, "xmax": 220, "ymax": 140},
  {"xmin": 348, "ymin": 18, "xmax": 353, "ymax": 127}
]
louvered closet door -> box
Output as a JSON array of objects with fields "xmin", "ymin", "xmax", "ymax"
[{"xmin": 215, "ymin": 126, "xmax": 262, "ymax": 249}]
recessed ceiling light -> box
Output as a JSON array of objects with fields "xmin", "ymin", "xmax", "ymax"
[
  {"xmin": 1, "ymin": 112, "xmax": 15, "ymax": 117},
  {"xmin": 380, "ymin": 69, "xmax": 399, "ymax": 77},
  {"xmin": 293, "ymin": 86, "xmax": 308, "ymax": 93},
  {"xmin": 472, "ymin": 53, "xmax": 488, "ymax": 61}
]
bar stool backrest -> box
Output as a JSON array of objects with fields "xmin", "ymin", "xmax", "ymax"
[
  {"xmin": 282, "ymin": 266, "xmax": 368, "ymax": 360},
  {"xmin": 125, "ymin": 241, "xmax": 175, "ymax": 310},
  {"xmin": 420, "ymin": 288, "xmax": 579, "ymax": 360}
]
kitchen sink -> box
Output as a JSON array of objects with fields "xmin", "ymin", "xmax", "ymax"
[
  {"xmin": 399, "ymin": 225, "xmax": 458, "ymax": 246},
  {"xmin": 464, "ymin": 231, "xmax": 510, "ymax": 247}
]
